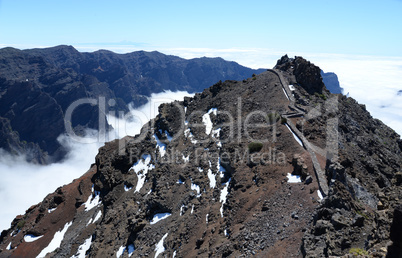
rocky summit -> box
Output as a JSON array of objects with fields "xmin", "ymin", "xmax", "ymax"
[{"xmin": 0, "ymin": 56, "xmax": 401, "ymax": 257}]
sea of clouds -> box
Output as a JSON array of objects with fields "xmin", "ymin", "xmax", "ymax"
[
  {"xmin": 159, "ymin": 48, "xmax": 402, "ymax": 135},
  {"xmin": 0, "ymin": 91, "xmax": 193, "ymax": 231}
]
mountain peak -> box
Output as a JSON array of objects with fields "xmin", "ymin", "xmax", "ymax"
[{"xmin": 1, "ymin": 56, "xmax": 400, "ymax": 257}]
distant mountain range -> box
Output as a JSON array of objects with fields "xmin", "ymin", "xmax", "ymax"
[
  {"xmin": 0, "ymin": 46, "xmax": 267, "ymax": 163},
  {"xmin": 0, "ymin": 46, "xmax": 342, "ymax": 164}
]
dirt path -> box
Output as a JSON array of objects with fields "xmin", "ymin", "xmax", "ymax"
[{"xmin": 267, "ymin": 69, "xmax": 329, "ymax": 196}]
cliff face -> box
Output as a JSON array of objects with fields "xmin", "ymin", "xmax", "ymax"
[
  {"xmin": 0, "ymin": 45, "xmax": 264, "ymax": 163},
  {"xmin": 0, "ymin": 56, "xmax": 400, "ymax": 257}
]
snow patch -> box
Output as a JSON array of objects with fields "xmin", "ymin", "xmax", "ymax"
[
  {"xmin": 190, "ymin": 204, "xmax": 194, "ymax": 214},
  {"xmin": 217, "ymin": 157, "xmax": 226, "ymax": 178},
  {"xmin": 182, "ymin": 154, "xmax": 189, "ymax": 163},
  {"xmin": 6, "ymin": 242, "xmax": 11, "ymax": 250},
  {"xmin": 48, "ymin": 207, "xmax": 57, "ymax": 213},
  {"xmin": 93, "ymin": 210, "xmax": 102, "ymax": 223},
  {"xmin": 220, "ymin": 178, "xmax": 231, "ymax": 217},
  {"xmin": 116, "ymin": 245, "xmax": 125, "ymax": 258},
  {"xmin": 191, "ymin": 182, "xmax": 201, "ymax": 197},
  {"xmin": 24, "ymin": 234, "xmax": 43, "ymax": 242},
  {"xmin": 124, "ymin": 185, "xmax": 132, "ymax": 191},
  {"xmin": 173, "ymin": 250, "xmax": 177, "ymax": 258},
  {"xmin": 317, "ymin": 190, "xmax": 323, "ymax": 201},
  {"xmin": 180, "ymin": 205, "xmax": 185, "ymax": 216},
  {"xmin": 202, "ymin": 108, "xmax": 217, "ymax": 135},
  {"xmin": 207, "ymin": 169, "xmax": 216, "ymax": 188},
  {"xmin": 206, "ymin": 213, "xmax": 209, "ymax": 224},
  {"xmin": 37, "ymin": 221, "xmax": 72, "ymax": 258},
  {"xmin": 72, "ymin": 236, "xmax": 92, "ymax": 258},
  {"xmin": 177, "ymin": 178, "xmax": 184, "ymax": 184},
  {"xmin": 83, "ymin": 185, "xmax": 101, "ymax": 211},
  {"xmin": 150, "ymin": 213, "xmax": 171, "ymax": 225},
  {"xmin": 153, "ymin": 134, "xmax": 166, "ymax": 157},
  {"xmin": 184, "ymin": 128, "xmax": 197, "ymax": 144},
  {"xmin": 154, "ymin": 233, "xmax": 168, "ymax": 258},
  {"xmin": 287, "ymin": 173, "xmax": 302, "ymax": 183},
  {"xmin": 285, "ymin": 123, "xmax": 303, "ymax": 147},
  {"xmin": 131, "ymin": 154, "xmax": 155, "ymax": 192},
  {"xmin": 289, "ymin": 84, "xmax": 296, "ymax": 91}
]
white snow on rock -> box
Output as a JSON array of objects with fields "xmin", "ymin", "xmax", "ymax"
[
  {"xmin": 202, "ymin": 108, "xmax": 217, "ymax": 135},
  {"xmin": 177, "ymin": 178, "xmax": 184, "ymax": 184},
  {"xmin": 197, "ymin": 167, "xmax": 203, "ymax": 173},
  {"xmin": 206, "ymin": 214, "xmax": 209, "ymax": 224},
  {"xmin": 124, "ymin": 185, "xmax": 132, "ymax": 191},
  {"xmin": 6, "ymin": 242, "xmax": 11, "ymax": 250},
  {"xmin": 153, "ymin": 134, "xmax": 166, "ymax": 157},
  {"xmin": 150, "ymin": 213, "xmax": 171, "ymax": 225},
  {"xmin": 207, "ymin": 169, "xmax": 216, "ymax": 188},
  {"xmin": 289, "ymin": 84, "xmax": 296, "ymax": 91},
  {"xmin": 220, "ymin": 179, "xmax": 231, "ymax": 217},
  {"xmin": 83, "ymin": 185, "xmax": 101, "ymax": 212},
  {"xmin": 212, "ymin": 127, "xmax": 222, "ymax": 147},
  {"xmin": 72, "ymin": 236, "xmax": 92, "ymax": 258},
  {"xmin": 48, "ymin": 207, "xmax": 56, "ymax": 213},
  {"xmin": 191, "ymin": 182, "xmax": 201, "ymax": 197},
  {"xmin": 180, "ymin": 205, "xmax": 185, "ymax": 216},
  {"xmin": 190, "ymin": 204, "xmax": 194, "ymax": 214},
  {"xmin": 93, "ymin": 210, "xmax": 102, "ymax": 223},
  {"xmin": 211, "ymin": 127, "xmax": 221, "ymax": 139},
  {"xmin": 287, "ymin": 173, "xmax": 302, "ymax": 183},
  {"xmin": 131, "ymin": 155, "xmax": 155, "ymax": 193},
  {"xmin": 173, "ymin": 250, "xmax": 177, "ymax": 258},
  {"xmin": 154, "ymin": 233, "xmax": 168, "ymax": 258},
  {"xmin": 182, "ymin": 154, "xmax": 189, "ymax": 163},
  {"xmin": 36, "ymin": 221, "xmax": 72, "ymax": 258},
  {"xmin": 24, "ymin": 234, "xmax": 43, "ymax": 242},
  {"xmin": 317, "ymin": 190, "xmax": 323, "ymax": 201},
  {"xmin": 217, "ymin": 157, "xmax": 226, "ymax": 178},
  {"xmin": 184, "ymin": 128, "xmax": 198, "ymax": 144},
  {"xmin": 116, "ymin": 244, "xmax": 135, "ymax": 258},
  {"xmin": 116, "ymin": 245, "xmax": 125, "ymax": 258},
  {"xmin": 285, "ymin": 123, "xmax": 303, "ymax": 147}
]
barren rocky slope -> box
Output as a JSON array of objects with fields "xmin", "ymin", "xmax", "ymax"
[{"xmin": 0, "ymin": 56, "xmax": 400, "ymax": 257}]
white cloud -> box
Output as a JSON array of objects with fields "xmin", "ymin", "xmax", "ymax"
[{"xmin": 0, "ymin": 91, "xmax": 193, "ymax": 232}]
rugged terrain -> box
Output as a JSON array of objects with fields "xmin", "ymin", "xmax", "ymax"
[
  {"xmin": 1, "ymin": 55, "xmax": 400, "ymax": 257},
  {"xmin": 0, "ymin": 45, "xmax": 265, "ymax": 163}
]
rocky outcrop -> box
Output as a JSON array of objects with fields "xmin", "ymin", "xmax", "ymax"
[
  {"xmin": 0, "ymin": 45, "xmax": 264, "ymax": 163},
  {"xmin": 0, "ymin": 56, "xmax": 399, "ymax": 257},
  {"xmin": 321, "ymin": 71, "xmax": 343, "ymax": 94}
]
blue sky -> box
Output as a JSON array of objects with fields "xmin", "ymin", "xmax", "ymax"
[{"xmin": 0, "ymin": 0, "xmax": 401, "ymax": 57}]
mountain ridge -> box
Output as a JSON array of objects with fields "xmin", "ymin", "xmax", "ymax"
[
  {"xmin": 1, "ymin": 56, "xmax": 400, "ymax": 257},
  {"xmin": 0, "ymin": 45, "xmax": 266, "ymax": 163}
]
